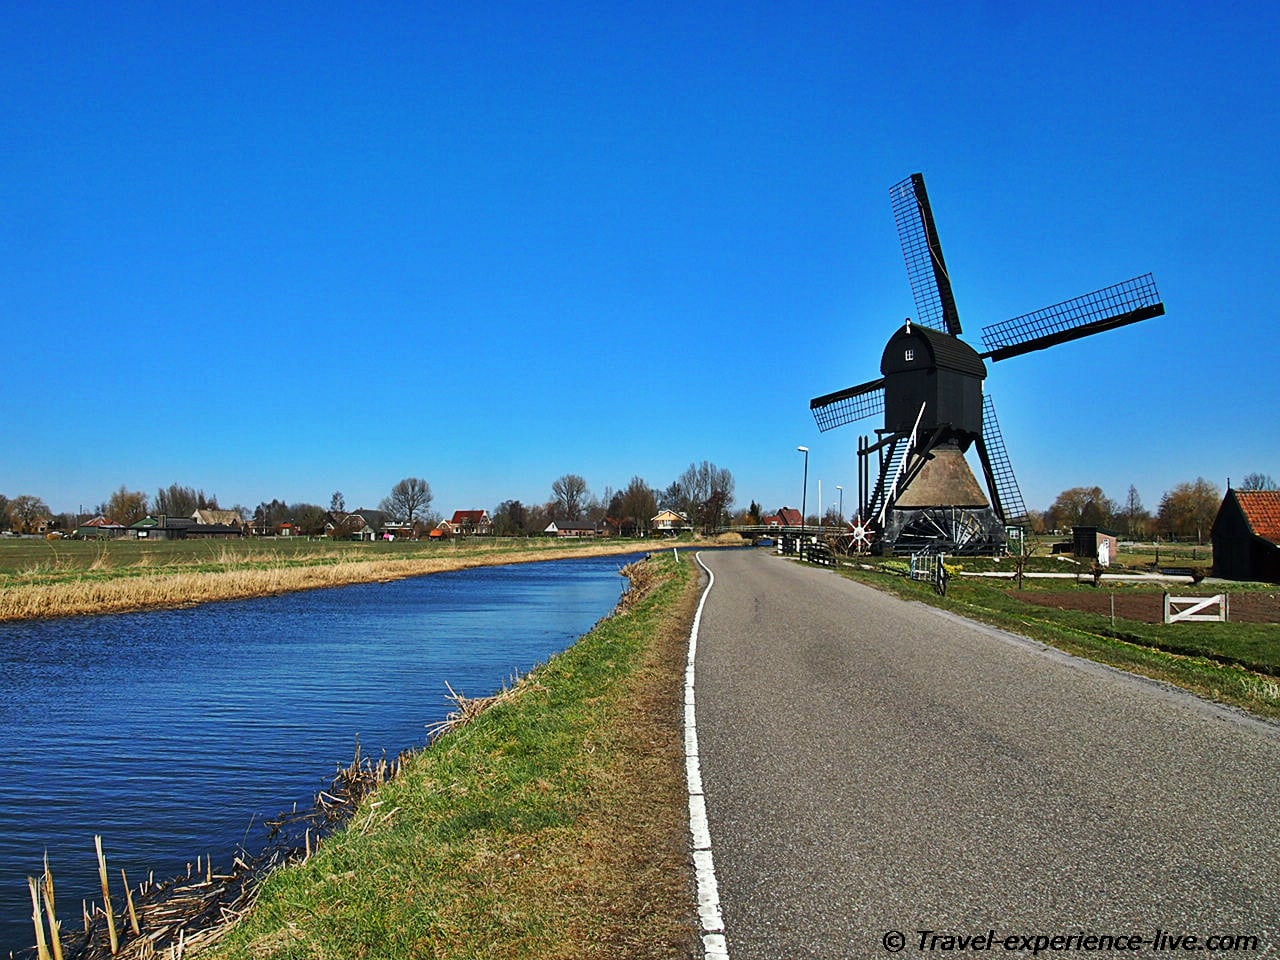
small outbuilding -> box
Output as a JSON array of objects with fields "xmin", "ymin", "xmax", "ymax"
[
  {"xmin": 1072, "ymin": 526, "xmax": 1120, "ymax": 567},
  {"xmin": 1211, "ymin": 489, "xmax": 1280, "ymax": 583}
]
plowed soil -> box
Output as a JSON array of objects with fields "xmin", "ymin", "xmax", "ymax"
[{"xmin": 1017, "ymin": 590, "xmax": 1280, "ymax": 624}]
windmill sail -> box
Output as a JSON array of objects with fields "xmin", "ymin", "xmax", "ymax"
[
  {"xmin": 810, "ymin": 378, "xmax": 885, "ymax": 432},
  {"xmin": 891, "ymin": 173, "xmax": 962, "ymax": 336},
  {"xmin": 979, "ymin": 274, "xmax": 1164, "ymax": 362},
  {"xmin": 979, "ymin": 394, "xmax": 1027, "ymax": 524}
]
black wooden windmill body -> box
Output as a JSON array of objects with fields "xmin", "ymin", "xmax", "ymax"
[{"xmin": 811, "ymin": 173, "xmax": 1165, "ymax": 555}]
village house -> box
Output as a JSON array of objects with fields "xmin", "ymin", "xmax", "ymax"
[
  {"xmin": 650, "ymin": 509, "xmax": 691, "ymax": 535},
  {"xmin": 763, "ymin": 507, "xmax": 803, "ymax": 529},
  {"xmin": 192, "ymin": 509, "xmax": 245, "ymax": 529},
  {"xmin": 1211, "ymin": 489, "xmax": 1280, "ymax": 583},
  {"xmin": 324, "ymin": 509, "xmax": 399, "ymax": 540},
  {"xmin": 447, "ymin": 510, "xmax": 494, "ymax": 537},
  {"xmin": 544, "ymin": 520, "xmax": 599, "ymax": 538}
]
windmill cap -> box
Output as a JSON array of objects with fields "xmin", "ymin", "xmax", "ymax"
[{"xmin": 882, "ymin": 322, "xmax": 987, "ymax": 379}]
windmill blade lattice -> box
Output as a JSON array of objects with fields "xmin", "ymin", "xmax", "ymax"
[
  {"xmin": 980, "ymin": 274, "xmax": 1164, "ymax": 362},
  {"xmin": 891, "ymin": 173, "xmax": 962, "ymax": 336},
  {"xmin": 980, "ymin": 394, "xmax": 1027, "ymax": 524},
  {"xmin": 810, "ymin": 378, "xmax": 886, "ymax": 432}
]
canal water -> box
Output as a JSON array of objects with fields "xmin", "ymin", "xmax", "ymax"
[{"xmin": 0, "ymin": 553, "xmax": 642, "ymax": 954}]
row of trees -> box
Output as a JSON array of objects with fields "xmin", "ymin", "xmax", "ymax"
[
  {"xmin": 1035, "ymin": 472, "xmax": 1276, "ymax": 543},
  {"xmin": 495, "ymin": 461, "xmax": 737, "ymax": 537},
  {"xmin": 0, "ymin": 462, "xmax": 740, "ymax": 538}
]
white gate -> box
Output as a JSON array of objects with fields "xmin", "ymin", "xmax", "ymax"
[{"xmin": 1163, "ymin": 593, "xmax": 1228, "ymax": 624}]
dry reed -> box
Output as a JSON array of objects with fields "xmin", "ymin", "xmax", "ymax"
[{"xmin": 0, "ymin": 542, "xmax": 651, "ymax": 623}]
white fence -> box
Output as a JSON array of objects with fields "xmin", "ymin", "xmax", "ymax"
[{"xmin": 1163, "ymin": 593, "xmax": 1229, "ymax": 624}]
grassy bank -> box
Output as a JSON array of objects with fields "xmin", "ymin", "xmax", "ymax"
[
  {"xmin": 830, "ymin": 560, "xmax": 1280, "ymax": 721},
  {"xmin": 194, "ymin": 551, "xmax": 700, "ymax": 960},
  {"xmin": 0, "ymin": 538, "xmax": 679, "ymax": 622}
]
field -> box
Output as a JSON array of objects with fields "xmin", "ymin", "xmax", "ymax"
[{"xmin": 0, "ymin": 536, "xmax": 678, "ymax": 622}]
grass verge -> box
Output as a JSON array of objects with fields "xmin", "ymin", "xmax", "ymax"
[
  {"xmin": 200, "ymin": 551, "xmax": 700, "ymax": 960},
  {"xmin": 830, "ymin": 562, "xmax": 1280, "ymax": 721}
]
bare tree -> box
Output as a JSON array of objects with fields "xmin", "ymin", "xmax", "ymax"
[
  {"xmin": 330, "ymin": 490, "xmax": 346, "ymax": 512},
  {"xmin": 103, "ymin": 487, "xmax": 149, "ymax": 526},
  {"xmin": 671, "ymin": 461, "xmax": 735, "ymax": 534},
  {"xmin": 380, "ymin": 478, "xmax": 434, "ymax": 524},
  {"xmin": 1046, "ymin": 486, "xmax": 1115, "ymax": 532},
  {"xmin": 1157, "ymin": 478, "xmax": 1220, "ymax": 543},
  {"xmin": 155, "ymin": 483, "xmax": 217, "ymax": 517},
  {"xmin": 1240, "ymin": 472, "xmax": 1278, "ymax": 491},
  {"xmin": 552, "ymin": 474, "xmax": 589, "ymax": 521},
  {"xmin": 8, "ymin": 494, "xmax": 51, "ymax": 533},
  {"xmin": 618, "ymin": 476, "xmax": 658, "ymax": 536}
]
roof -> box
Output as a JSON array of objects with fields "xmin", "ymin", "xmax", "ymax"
[
  {"xmin": 776, "ymin": 507, "xmax": 802, "ymax": 526},
  {"xmin": 1235, "ymin": 490, "xmax": 1280, "ymax": 544},
  {"xmin": 451, "ymin": 510, "xmax": 489, "ymax": 524},
  {"xmin": 882, "ymin": 322, "xmax": 987, "ymax": 378},
  {"xmin": 193, "ymin": 509, "xmax": 242, "ymax": 525}
]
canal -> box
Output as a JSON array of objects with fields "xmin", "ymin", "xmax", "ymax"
[{"xmin": 0, "ymin": 552, "xmax": 642, "ymax": 954}]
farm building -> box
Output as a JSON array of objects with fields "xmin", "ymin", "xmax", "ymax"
[
  {"xmin": 544, "ymin": 520, "xmax": 599, "ymax": 538},
  {"xmin": 1072, "ymin": 526, "xmax": 1120, "ymax": 567},
  {"xmin": 1211, "ymin": 489, "xmax": 1280, "ymax": 583}
]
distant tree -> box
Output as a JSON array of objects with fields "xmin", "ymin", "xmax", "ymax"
[
  {"xmin": 526, "ymin": 502, "xmax": 552, "ymax": 535},
  {"xmin": 671, "ymin": 461, "xmax": 735, "ymax": 534},
  {"xmin": 1157, "ymin": 478, "xmax": 1220, "ymax": 543},
  {"xmin": 289, "ymin": 503, "xmax": 328, "ymax": 536},
  {"xmin": 748, "ymin": 500, "xmax": 763, "ymax": 525},
  {"xmin": 658, "ymin": 480, "xmax": 688, "ymax": 514},
  {"xmin": 551, "ymin": 474, "xmax": 589, "ymax": 521},
  {"xmin": 253, "ymin": 499, "xmax": 290, "ymax": 534},
  {"xmin": 1046, "ymin": 486, "xmax": 1114, "ymax": 532},
  {"xmin": 330, "ymin": 490, "xmax": 346, "ymax": 513},
  {"xmin": 617, "ymin": 477, "xmax": 658, "ymax": 536},
  {"xmin": 1118, "ymin": 484, "xmax": 1153, "ymax": 539},
  {"xmin": 8, "ymin": 495, "xmax": 51, "ymax": 533},
  {"xmin": 103, "ymin": 487, "xmax": 149, "ymax": 526},
  {"xmin": 1240, "ymin": 472, "xmax": 1278, "ymax": 491},
  {"xmin": 1022, "ymin": 509, "xmax": 1048, "ymax": 536},
  {"xmin": 380, "ymin": 477, "xmax": 434, "ymax": 524},
  {"xmin": 493, "ymin": 500, "xmax": 529, "ymax": 537},
  {"xmin": 0, "ymin": 495, "xmax": 10, "ymax": 531},
  {"xmin": 155, "ymin": 483, "xmax": 217, "ymax": 517}
]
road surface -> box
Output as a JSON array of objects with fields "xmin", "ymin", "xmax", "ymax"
[{"xmin": 692, "ymin": 549, "xmax": 1280, "ymax": 959}]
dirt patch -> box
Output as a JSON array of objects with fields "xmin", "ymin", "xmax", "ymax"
[{"xmin": 1017, "ymin": 590, "xmax": 1280, "ymax": 624}]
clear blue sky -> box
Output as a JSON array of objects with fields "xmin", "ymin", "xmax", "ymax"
[{"xmin": 3, "ymin": 2, "xmax": 1277, "ymax": 520}]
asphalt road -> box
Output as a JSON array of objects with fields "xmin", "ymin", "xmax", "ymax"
[{"xmin": 692, "ymin": 549, "xmax": 1280, "ymax": 959}]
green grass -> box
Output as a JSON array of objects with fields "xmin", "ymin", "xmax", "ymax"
[
  {"xmin": 828, "ymin": 559, "xmax": 1280, "ymax": 720},
  {"xmin": 201, "ymin": 552, "xmax": 697, "ymax": 960}
]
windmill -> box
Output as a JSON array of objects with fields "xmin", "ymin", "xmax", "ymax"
[{"xmin": 811, "ymin": 173, "xmax": 1165, "ymax": 555}]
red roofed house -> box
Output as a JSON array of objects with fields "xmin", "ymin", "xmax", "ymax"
[
  {"xmin": 1211, "ymin": 489, "xmax": 1280, "ymax": 583},
  {"xmin": 449, "ymin": 510, "xmax": 493, "ymax": 537},
  {"xmin": 434, "ymin": 510, "xmax": 494, "ymax": 539},
  {"xmin": 763, "ymin": 507, "xmax": 803, "ymax": 529}
]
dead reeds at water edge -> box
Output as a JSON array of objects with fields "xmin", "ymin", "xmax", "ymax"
[{"xmin": 24, "ymin": 742, "xmax": 403, "ymax": 960}]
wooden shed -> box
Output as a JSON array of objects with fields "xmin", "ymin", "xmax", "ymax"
[
  {"xmin": 1211, "ymin": 489, "xmax": 1280, "ymax": 583},
  {"xmin": 1072, "ymin": 526, "xmax": 1120, "ymax": 566}
]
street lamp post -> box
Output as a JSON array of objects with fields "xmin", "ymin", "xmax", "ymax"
[
  {"xmin": 797, "ymin": 446, "xmax": 809, "ymax": 558},
  {"xmin": 836, "ymin": 485, "xmax": 843, "ymax": 524}
]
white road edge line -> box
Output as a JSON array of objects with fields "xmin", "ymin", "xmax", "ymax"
[{"xmin": 687, "ymin": 551, "xmax": 729, "ymax": 960}]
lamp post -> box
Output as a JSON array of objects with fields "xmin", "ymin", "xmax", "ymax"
[
  {"xmin": 797, "ymin": 446, "xmax": 809, "ymax": 558},
  {"xmin": 836, "ymin": 485, "xmax": 844, "ymax": 524}
]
